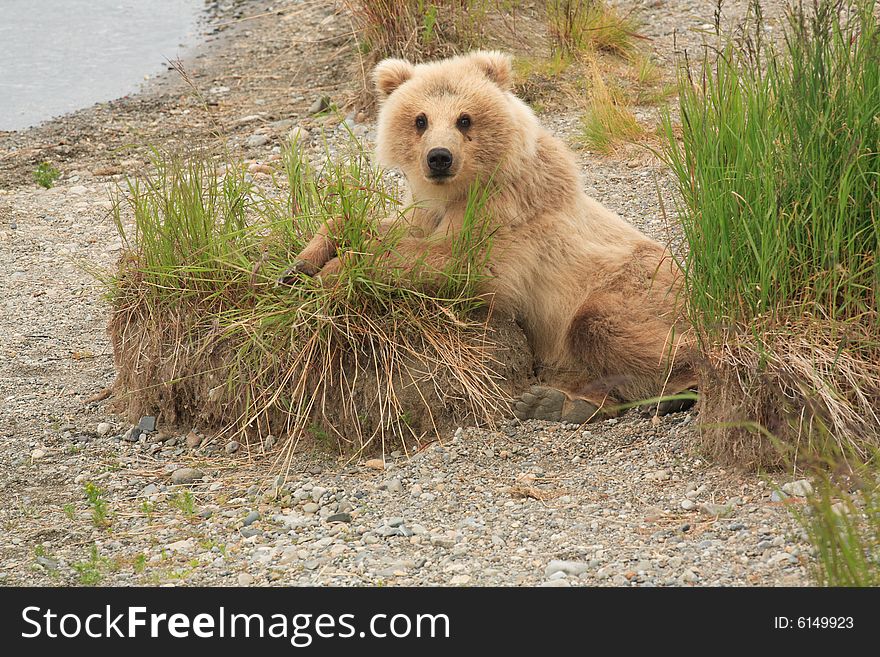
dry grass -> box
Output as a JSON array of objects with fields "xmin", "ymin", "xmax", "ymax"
[
  {"xmin": 580, "ymin": 66, "xmax": 644, "ymax": 153},
  {"xmin": 343, "ymin": 0, "xmax": 489, "ymax": 61},
  {"xmin": 106, "ymin": 137, "xmax": 533, "ymax": 473},
  {"xmin": 547, "ymin": 0, "xmax": 641, "ymax": 59},
  {"xmin": 697, "ymin": 321, "xmax": 880, "ymax": 469}
]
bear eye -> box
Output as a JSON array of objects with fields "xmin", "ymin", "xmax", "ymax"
[
  {"xmin": 415, "ymin": 113, "xmax": 427, "ymax": 131},
  {"xmin": 457, "ymin": 114, "xmax": 471, "ymax": 130}
]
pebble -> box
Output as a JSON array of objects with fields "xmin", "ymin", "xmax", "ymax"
[
  {"xmin": 287, "ymin": 126, "xmax": 310, "ymax": 145},
  {"xmin": 96, "ymin": 422, "xmax": 112, "ymax": 437},
  {"xmin": 238, "ymin": 573, "xmax": 254, "ymax": 586},
  {"xmin": 170, "ymin": 468, "xmax": 204, "ymax": 485},
  {"xmin": 308, "ymin": 95, "xmax": 330, "ymax": 114},
  {"xmin": 781, "ymin": 479, "xmax": 813, "ymax": 497},
  {"xmin": 31, "ymin": 449, "xmax": 47, "ymax": 460},
  {"xmin": 246, "ymin": 134, "xmax": 270, "ymax": 148},
  {"xmin": 327, "ymin": 512, "xmax": 352, "ymax": 524},
  {"xmin": 243, "ymin": 511, "xmax": 260, "ymax": 527},
  {"xmin": 449, "ymin": 574, "xmax": 471, "ymax": 585},
  {"xmin": 545, "ymin": 560, "xmax": 590, "ymax": 577},
  {"xmin": 365, "ymin": 458, "xmax": 385, "ymax": 470},
  {"xmin": 225, "ymin": 441, "xmax": 240, "ymax": 455},
  {"xmin": 303, "ymin": 503, "xmax": 320, "ymax": 514},
  {"xmin": 138, "ymin": 416, "xmax": 157, "ymax": 432},
  {"xmin": 539, "ymin": 579, "xmax": 571, "ymax": 587},
  {"xmin": 698, "ymin": 503, "xmax": 730, "ymax": 516},
  {"xmin": 680, "ymin": 499, "xmax": 696, "ymax": 511},
  {"xmin": 385, "ymin": 478, "xmax": 402, "ymax": 493},
  {"xmin": 185, "ymin": 431, "xmax": 202, "ymax": 448},
  {"xmin": 770, "ymin": 490, "xmax": 787, "ymax": 503}
]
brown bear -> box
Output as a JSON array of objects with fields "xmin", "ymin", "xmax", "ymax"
[{"xmin": 283, "ymin": 50, "xmax": 697, "ymax": 423}]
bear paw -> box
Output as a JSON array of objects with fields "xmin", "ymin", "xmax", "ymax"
[
  {"xmin": 638, "ymin": 390, "xmax": 698, "ymax": 417},
  {"xmin": 513, "ymin": 385, "xmax": 600, "ymax": 424},
  {"xmin": 276, "ymin": 259, "xmax": 321, "ymax": 286}
]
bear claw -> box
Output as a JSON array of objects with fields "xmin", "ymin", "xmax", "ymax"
[
  {"xmin": 639, "ymin": 390, "xmax": 697, "ymax": 417},
  {"xmin": 513, "ymin": 386, "xmax": 600, "ymax": 424},
  {"xmin": 276, "ymin": 259, "xmax": 320, "ymax": 286}
]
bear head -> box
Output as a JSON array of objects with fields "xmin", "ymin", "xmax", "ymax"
[{"xmin": 373, "ymin": 51, "xmax": 538, "ymax": 203}]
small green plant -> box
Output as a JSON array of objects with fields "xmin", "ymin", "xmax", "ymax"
[
  {"xmin": 792, "ymin": 453, "xmax": 880, "ymax": 586},
  {"xmin": 72, "ymin": 543, "xmax": 108, "ymax": 585},
  {"xmin": 32, "ymin": 162, "xmax": 60, "ymax": 189},
  {"xmin": 84, "ymin": 482, "xmax": 110, "ymax": 528},
  {"xmin": 133, "ymin": 553, "xmax": 148, "ymax": 574},
  {"xmin": 308, "ymin": 423, "xmax": 334, "ymax": 447},
  {"xmin": 141, "ymin": 500, "xmax": 154, "ymax": 521},
  {"xmin": 62, "ymin": 503, "xmax": 76, "ymax": 520},
  {"xmin": 170, "ymin": 490, "xmax": 197, "ymax": 517}
]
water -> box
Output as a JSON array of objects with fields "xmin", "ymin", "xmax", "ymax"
[{"xmin": 0, "ymin": 0, "xmax": 204, "ymax": 131}]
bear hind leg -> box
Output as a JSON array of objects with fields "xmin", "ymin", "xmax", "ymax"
[{"xmin": 513, "ymin": 385, "xmax": 606, "ymax": 424}]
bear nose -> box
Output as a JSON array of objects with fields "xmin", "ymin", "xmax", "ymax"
[{"xmin": 427, "ymin": 147, "xmax": 453, "ymax": 173}]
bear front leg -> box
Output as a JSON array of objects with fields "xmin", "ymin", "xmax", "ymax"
[{"xmin": 277, "ymin": 216, "xmax": 347, "ymax": 285}]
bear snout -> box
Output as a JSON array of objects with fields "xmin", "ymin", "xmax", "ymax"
[{"xmin": 427, "ymin": 147, "xmax": 454, "ymax": 176}]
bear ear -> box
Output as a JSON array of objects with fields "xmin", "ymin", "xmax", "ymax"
[
  {"xmin": 469, "ymin": 50, "xmax": 513, "ymax": 90},
  {"xmin": 373, "ymin": 58, "xmax": 415, "ymax": 98}
]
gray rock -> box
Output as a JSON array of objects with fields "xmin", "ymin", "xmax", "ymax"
[
  {"xmin": 243, "ymin": 511, "xmax": 260, "ymax": 527},
  {"xmin": 225, "ymin": 441, "xmax": 240, "ymax": 455},
  {"xmin": 308, "ymin": 95, "xmax": 330, "ymax": 114},
  {"xmin": 539, "ymin": 579, "xmax": 571, "ymax": 587},
  {"xmin": 246, "ymin": 134, "xmax": 270, "ymax": 148},
  {"xmin": 36, "ymin": 556, "xmax": 59, "ymax": 571},
  {"xmin": 240, "ymin": 527, "xmax": 260, "ymax": 538},
  {"xmin": 770, "ymin": 490, "xmax": 787, "ymax": 503},
  {"xmin": 303, "ymin": 502, "xmax": 320, "ymax": 514},
  {"xmin": 123, "ymin": 427, "xmax": 141, "ymax": 442},
  {"xmin": 170, "ymin": 468, "xmax": 204, "ymax": 485},
  {"xmin": 287, "ymin": 126, "xmax": 310, "ymax": 145},
  {"xmin": 387, "ymin": 517, "xmax": 405, "ymax": 527},
  {"xmin": 545, "ymin": 560, "xmax": 591, "ymax": 577},
  {"xmin": 141, "ymin": 483, "xmax": 159, "ymax": 496},
  {"xmin": 138, "ymin": 416, "xmax": 157, "ymax": 432},
  {"xmin": 327, "ymin": 512, "xmax": 352, "ymax": 524},
  {"xmin": 384, "ymin": 478, "xmax": 402, "ymax": 493},
  {"xmin": 680, "ymin": 499, "xmax": 696, "ymax": 511},
  {"xmin": 698, "ymin": 503, "xmax": 731, "ymax": 516},
  {"xmin": 430, "ymin": 535, "xmax": 455, "ymax": 548},
  {"xmin": 782, "ymin": 479, "xmax": 813, "ymax": 497},
  {"xmin": 96, "ymin": 422, "xmax": 112, "ymax": 437}
]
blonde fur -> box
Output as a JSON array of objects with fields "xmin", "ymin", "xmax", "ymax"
[{"xmin": 295, "ymin": 51, "xmax": 697, "ymax": 407}]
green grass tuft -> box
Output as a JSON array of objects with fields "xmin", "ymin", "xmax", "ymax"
[
  {"xmin": 660, "ymin": 0, "xmax": 880, "ymax": 465},
  {"xmin": 106, "ymin": 132, "xmax": 509, "ymax": 465},
  {"xmin": 32, "ymin": 161, "xmax": 60, "ymax": 189}
]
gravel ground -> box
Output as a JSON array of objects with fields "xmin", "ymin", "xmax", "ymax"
[{"xmin": 0, "ymin": 0, "xmax": 813, "ymax": 587}]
